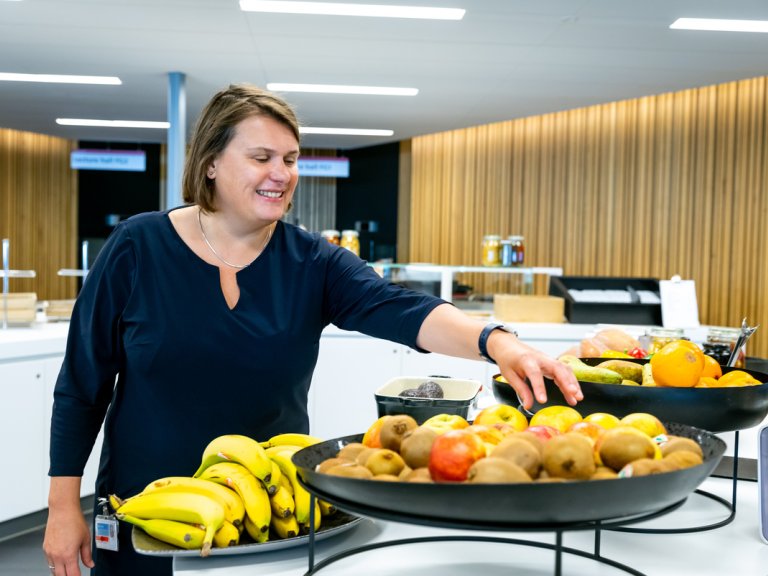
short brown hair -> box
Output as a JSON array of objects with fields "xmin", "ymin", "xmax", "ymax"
[{"xmin": 182, "ymin": 84, "xmax": 301, "ymax": 211}]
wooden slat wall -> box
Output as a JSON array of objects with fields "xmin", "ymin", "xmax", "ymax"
[
  {"xmin": 0, "ymin": 128, "xmax": 78, "ymax": 301},
  {"xmin": 408, "ymin": 76, "xmax": 768, "ymax": 357}
]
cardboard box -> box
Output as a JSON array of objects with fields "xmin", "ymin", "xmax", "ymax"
[{"xmin": 493, "ymin": 294, "xmax": 565, "ymax": 323}]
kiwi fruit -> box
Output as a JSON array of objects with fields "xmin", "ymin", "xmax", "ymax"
[
  {"xmin": 542, "ymin": 433, "xmax": 596, "ymax": 480},
  {"xmin": 379, "ymin": 415, "xmax": 419, "ymax": 452},
  {"xmin": 325, "ymin": 463, "xmax": 374, "ymax": 479},
  {"xmin": 466, "ymin": 457, "xmax": 532, "ymax": 483},
  {"xmin": 316, "ymin": 457, "xmax": 351, "ymax": 474},
  {"xmin": 591, "ymin": 466, "xmax": 618, "ymax": 480},
  {"xmin": 598, "ymin": 428, "xmax": 656, "ymax": 471},
  {"xmin": 337, "ymin": 442, "xmax": 367, "ymax": 461},
  {"xmin": 403, "ymin": 467, "xmax": 434, "ymax": 483},
  {"xmin": 660, "ymin": 437, "xmax": 703, "ymax": 459},
  {"xmin": 535, "ymin": 476, "xmax": 569, "ymax": 483},
  {"xmin": 491, "ymin": 438, "xmax": 542, "ymax": 478},
  {"xmin": 355, "ymin": 447, "xmax": 381, "ymax": 466},
  {"xmin": 371, "ymin": 474, "xmax": 401, "ymax": 482},
  {"xmin": 619, "ymin": 457, "xmax": 667, "ymax": 477},
  {"xmin": 398, "ymin": 465, "xmax": 413, "ymax": 480},
  {"xmin": 513, "ymin": 430, "xmax": 545, "ymax": 456},
  {"xmin": 663, "ymin": 450, "xmax": 703, "ymax": 469},
  {"xmin": 365, "ymin": 448, "xmax": 406, "ymax": 476},
  {"xmin": 399, "ymin": 426, "xmax": 438, "ymax": 469}
]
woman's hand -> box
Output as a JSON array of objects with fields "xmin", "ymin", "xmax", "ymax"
[
  {"xmin": 488, "ymin": 331, "xmax": 582, "ymax": 410},
  {"xmin": 43, "ymin": 477, "xmax": 95, "ymax": 576}
]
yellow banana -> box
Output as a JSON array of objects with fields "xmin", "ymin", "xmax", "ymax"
[
  {"xmin": 260, "ymin": 433, "xmax": 323, "ymax": 449},
  {"xmin": 269, "ymin": 450, "xmax": 312, "ymax": 525},
  {"xmin": 269, "ymin": 485, "xmax": 295, "ymax": 519},
  {"xmin": 244, "ymin": 514, "xmax": 270, "ymax": 543},
  {"xmin": 193, "ymin": 434, "xmax": 273, "ymax": 486},
  {"xmin": 212, "ymin": 520, "xmax": 240, "ymax": 548},
  {"xmin": 278, "ymin": 473, "xmax": 294, "ymax": 496},
  {"xmin": 270, "ymin": 513, "xmax": 300, "ymax": 539},
  {"xmin": 261, "ymin": 460, "xmax": 282, "ymax": 496},
  {"xmin": 299, "ymin": 499, "xmax": 322, "ymax": 534},
  {"xmin": 119, "ymin": 513, "xmax": 206, "ymax": 550},
  {"xmin": 264, "ymin": 444, "xmax": 302, "ymax": 458},
  {"xmin": 319, "ymin": 500, "xmax": 336, "ymax": 517},
  {"xmin": 141, "ymin": 476, "xmax": 245, "ymax": 529},
  {"xmin": 112, "ymin": 491, "xmax": 225, "ymax": 557},
  {"xmin": 197, "ymin": 462, "xmax": 271, "ymax": 537}
]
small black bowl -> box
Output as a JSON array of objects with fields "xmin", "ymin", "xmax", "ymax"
[{"xmin": 492, "ymin": 359, "xmax": 768, "ymax": 433}]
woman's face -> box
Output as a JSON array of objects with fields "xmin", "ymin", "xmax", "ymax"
[{"xmin": 209, "ymin": 114, "xmax": 299, "ymax": 226}]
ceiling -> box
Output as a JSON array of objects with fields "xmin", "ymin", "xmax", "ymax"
[{"xmin": 1, "ymin": 0, "xmax": 767, "ymax": 150}]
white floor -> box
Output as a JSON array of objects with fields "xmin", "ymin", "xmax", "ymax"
[{"xmin": 175, "ymin": 476, "xmax": 768, "ymax": 576}]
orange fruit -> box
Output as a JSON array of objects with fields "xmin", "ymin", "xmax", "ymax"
[
  {"xmin": 362, "ymin": 415, "xmax": 391, "ymax": 448},
  {"xmin": 696, "ymin": 376, "xmax": 721, "ymax": 388},
  {"xmin": 718, "ymin": 370, "xmax": 754, "ymax": 386},
  {"xmin": 583, "ymin": 412, "xmax": 621, "ymax": 430},
  {"xmin": 700, "ymin": 355, "xmax": 723, "ymax": 379},
  {"xmin": 649, "ymin": 340, "xmax": 705, "ymax": 388}
]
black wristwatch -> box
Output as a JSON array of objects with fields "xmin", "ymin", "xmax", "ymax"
[{"xmin": 478, "ymin": 323, "xmax": 518, "ymax": 365}]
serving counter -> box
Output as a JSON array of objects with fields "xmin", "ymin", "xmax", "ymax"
[{"xmin": 173, "ymin": 476, "xmax": 767, "ymax": 576}]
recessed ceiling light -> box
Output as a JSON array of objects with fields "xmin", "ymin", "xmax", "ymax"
[
  {"xmin": 56, "ymin": 119, "xmax": 169, "ymax": 129},
  {"xmin": 267, "ymin": 83, "xmax": 418, "ymax": 96},
  {"xmin": 240, "ymin": 1, "xmax": 465, "ymax": 20},
  {"xmin": 670, "ymin": 17, "xmax": 768, "ymax": 33},
  {"xmin": 300, "ymin": 127, "xmax": 394, "ymax": 136},
  {"xmin": 0, "ymin": 72, "xmax": 121, "ymax": 85}
]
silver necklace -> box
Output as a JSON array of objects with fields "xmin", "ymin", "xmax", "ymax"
[{"xmin": 198, "ymin": 208, "xmax": 272, "ymax": 270}]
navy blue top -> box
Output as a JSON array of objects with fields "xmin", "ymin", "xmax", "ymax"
[{"xmin": 50, "ymin": 210, "xmax": 444, "ymax": 498}]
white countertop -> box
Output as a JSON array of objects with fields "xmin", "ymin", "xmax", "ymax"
[
  {"xmin": 0, "ymin": 320, "xmax": 69, "ymax": 361},
  {"xmin": 174, "ymin": 476, "xmax": 767, "ymax": 576}
]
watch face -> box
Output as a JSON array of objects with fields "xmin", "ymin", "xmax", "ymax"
[{"xmin": 760, "ymin": 426, "xmax": 768, "ymax": 543}]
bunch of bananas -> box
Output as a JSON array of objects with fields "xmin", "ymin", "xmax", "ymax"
[{"xmin": 109, "ymin": 432, "xmax": 333, "ymax": 557}]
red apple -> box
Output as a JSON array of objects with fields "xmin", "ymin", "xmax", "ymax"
[
  {"xmin": 465, "ymin": 424, "xmax": 505, "ymax": 450},
  {"xmin": 473, "ymin": 403, "xmax": 528, "ymax": 431},
  {"xmin": 428, "ymin": 429, "xmax": 486, "ymax": 482},
  {"xmin": 525, "ymin": 425, "xmax": 561, "ymax": 443},
  {"xmin": 491, "ymin": 422, "xmax": 519, "ymax": 438}
]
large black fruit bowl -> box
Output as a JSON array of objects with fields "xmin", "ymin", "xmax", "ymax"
[
  {"xmin": 292, "ymin": 423, "xmax": 725, "ymax": 530},
  {"xmin": 492, "ymin": 359, "xmax": 768, "ymax": 433}
]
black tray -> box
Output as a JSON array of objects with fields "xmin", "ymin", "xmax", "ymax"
[
  {"xmin": 492, "ymin": 359, "xmax": 768, "ymax": 433},
  {"xmin": 292, "ymin": 423, "xmax": 724, "ymax": 529}
]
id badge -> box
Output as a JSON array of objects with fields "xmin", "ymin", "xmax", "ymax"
[{"xmin": 94, "ymin": 515, "xmax": 119, "ymax": 551}]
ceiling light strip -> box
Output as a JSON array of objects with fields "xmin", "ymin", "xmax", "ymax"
[
  {"xmin": 300, "ymin": 127, "xmax": 394, "ymax": 136},
  {"xmin": 0, "ymin": 73, "xmax": 121, "ymax": 85},
  {"xmin": 240, "ymin": 1, "xmax": 465, "ymax": 20},
  {"xmin": 56, "ymin": 119, "xmax": 169, "ymax": 129},
  {"xmin": 670, "ymin": 18, "xmax": 768, "ymax": 33},
  {"xmin": 267, "ymin": 83, "xmax": 418, "ymax": 96}
]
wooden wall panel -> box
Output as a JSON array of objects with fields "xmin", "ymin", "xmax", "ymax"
[
  {"xmin": 0, "ymin": 128, "xmax": 77, "ymax": 301},
  {"xmin": 408, "ymin": 77, "xmax": 768, "ymax": 358}
]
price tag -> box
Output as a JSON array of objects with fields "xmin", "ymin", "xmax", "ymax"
[{"xmin": 659, "ymin": 277, "xmax": 700, "ymax": 328}]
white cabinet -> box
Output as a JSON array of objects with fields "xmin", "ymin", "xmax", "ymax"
[
  {"xmin": 309, "ymin": 332, "xmax": 490, "ymax": 439},
  {"xmin": 0, "ymin": 359, "xmax": 47, "ymax": 522}
]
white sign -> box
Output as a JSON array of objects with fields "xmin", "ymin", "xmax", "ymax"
[
  {"xmin": 659, "ymin": 277, "xmax": 700, "ymax": 328},
  {"xmin": 71, "ymin": 149, "xmax": 147, "ymax": 172},
  {"xmin": 298, "ymin": 157, "xmax": 349, "ymax": 178}
]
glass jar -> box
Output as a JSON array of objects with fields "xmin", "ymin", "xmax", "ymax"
[
  {"xmin": 500, "ymin": 239, "xmax": 513, "ymax": 267},
  {"xmin": 340, "ymin": 230, "xmax": 360, "ymax": 256},
  {"xmin": 702, "ymin": 327, "xmax": 745, "ymax": 368},
  {"xmin": 645, "ymin": 328, "xmax": 685, "ymax": 355},
  {"xmin": 321, "ymin": 229, "xmax": 340, "ymax": 245},
  {"xmin": 481, "ymin": 235, "xmax": 501, "ymax": 267},
  {"xmin": 508, "ymin": 235, "xmax": 525, "ymax": 266}
]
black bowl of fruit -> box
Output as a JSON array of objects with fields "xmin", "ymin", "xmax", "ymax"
[{"xmin": 492, "ymin": 356, "xmax": 768, "ymax": 433}]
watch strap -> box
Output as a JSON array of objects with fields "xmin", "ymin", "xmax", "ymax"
[{"xmin": 478, "ymin": 323, "xmax": 517, "ymax": 364}]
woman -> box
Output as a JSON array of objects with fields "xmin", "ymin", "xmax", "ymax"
[{"xmin": 43, "ymin": 84, "xmax": 581, "ymax": 576}]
